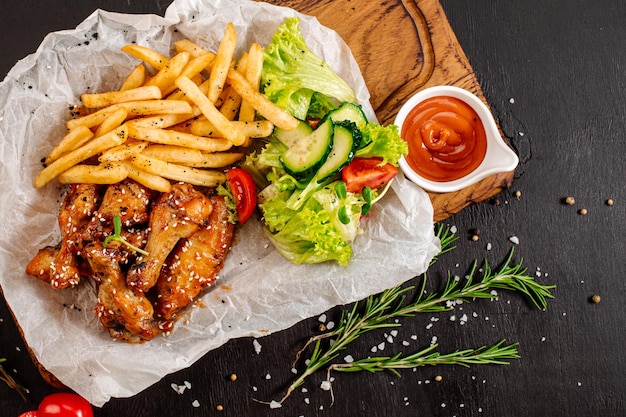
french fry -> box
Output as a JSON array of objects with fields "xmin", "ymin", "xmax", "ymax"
[
  {"xmin": 94, "ymin": 108, "xmax": 128, "ymax": 137},
  {"xmin": 190, "ymin": 119, "xmax": 273, "ymax": 138},
  {"xmin": 125, "ymin": 113, "xmax": 195, "ymax": 130},
  {"xmin": 119, "ymin": 161, "xmax": 172, "ymax": 193},
  {"xmin": 121, "ymin": 44, "xmax": 169, "ymax": 70},
  {"xmin": 44, "ymin": 125, "xmax": 94, "ymax": 165},
  {"xmin": 219, "ymin": 85, "xmax": 242, "ymax": 121},
  {"xmin": 99, "ymin": 140, "xmax": 149, "ymax": 163},
  {"xmin": 120, "ymin": 64, "xmax": 146, "ymax": 91},
  {"xmin": 187, "ymin": 152, "xmax": 244, "ymax": 168},
  {"xmin": 142, "ymin": 144, "xmax": 204, "ymax": 165},
  {"xmin": 81, "ymin": 86, "xmax": 162, "ymax": 109},
  {"xmin": 128, "ymin": 125, "xmax": 234, "ymax": 152},
  {"xmin": 57, "ymin": 162, "xmax": 129, "ymax": 185},
  {"xmin": 207, "ymin": 22, "xmax": 237, "ymax": 103},
  {"xmin": 239, "ymin": 42, "xmax": 264, "ymax": 124},
  {"xmin": 145, "ymin": 51, "xmax": 190, "ymax": 94},
  {"xmin": 67, "ymin": 100, "xmax": 193, "ymax": 130},
  {"xmin": 162, "ymin": 53, "xmax": 215, "ymax": 97},
  {"xmin": 226, "ymin": 68, "xmax": 299, "ymax": 131},
  {"xmin": 35, "ymin": 126, "xmax": 128, "ymax": 188},
  {"xmin": 174, "ymin": 75, "xmax": 246, "ymax": 146},
  {"xmin": 174, "ymin": 39, "xmax": 214, "ymax": 59},
  {"xmin": 130, "ymin": 153, "xmax": 226, "ymax": 187}
]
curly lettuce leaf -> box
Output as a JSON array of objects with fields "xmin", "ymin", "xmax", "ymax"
[
  {"xmin": 262, "ymin": 17, "xmax": 356, "ymax": 120},
  {"xmin": 355, "ymin": 123, "xmax": 408, "ymax": 166},
  {"xmin": 263, "ymin": 198, "xmax": 352, "ymax": 266}
]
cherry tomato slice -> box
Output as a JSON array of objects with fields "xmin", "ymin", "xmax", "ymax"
[
  {"xmin": 341, "ymin": 157, "xmax": 398, "ymax": 194},
  {"xmin": 18, "ymin": 412, "xmax": 39, "ymax": 417},
  {"xmin": 227, "ymin": 167, "xmax": 257, "ymax": 224}
]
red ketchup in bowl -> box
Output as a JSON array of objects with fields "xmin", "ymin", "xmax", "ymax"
[{"xmin": 401, "ymin": 95, "xmax": 487, "ymax": 182}]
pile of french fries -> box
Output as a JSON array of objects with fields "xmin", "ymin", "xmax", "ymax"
[{"xmin": 34, "ymin": 23, "xmax": 298, "ymax": 193}]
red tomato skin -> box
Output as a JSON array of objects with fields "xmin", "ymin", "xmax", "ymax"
[
  {"xmin": 37, "ymin": 393, "xmax": 93, "ymax": 417},
  {"xmin": 18, "ymin": 412, "xmax": 39, "ymax": 417},
  {"xmin": 341, "ymin": 157, "xmax": 398, "ymax": 193},
  {"xmin": 227, "ymin": 167, "xmax": 257, "ymax": 224}
]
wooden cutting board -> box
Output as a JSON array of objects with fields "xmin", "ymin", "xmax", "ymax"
[{"xmin": 268, "ymin": 0, "xmax": 515, "ymax": 221}]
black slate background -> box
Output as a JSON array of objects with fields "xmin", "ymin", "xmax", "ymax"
[{"xmin": 1, "ymin": 1, "xmax": 625, "ymax": 416}]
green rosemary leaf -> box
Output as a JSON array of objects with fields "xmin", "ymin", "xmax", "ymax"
[{"xmin": 330, "ymin": 340, "xmax": 520, "ymax": 374}]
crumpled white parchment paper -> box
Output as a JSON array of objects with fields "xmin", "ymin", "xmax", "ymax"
[{"xmin": 0, "ymin": 0, "xmax": 439, "ymax": 407}]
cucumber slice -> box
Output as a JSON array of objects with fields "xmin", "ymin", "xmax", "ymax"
[
  {"xmin": 323, "ymin": 102, "xmax": 368, "ymax": 127},
  {"xmin": 274, "ymin": 119, "xmax": 313, "ymax": 148},
  {"xmin": 280, "ymin": 119, "xmax": 334, "ymax": 177},
  {"xmin": 316, "ymin": 124, "xmax": 355, "ymax": 181}
]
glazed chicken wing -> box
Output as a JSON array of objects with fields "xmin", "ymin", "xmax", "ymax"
[
  {"xmin": 126, "ymin": 183, "xmax": 213, "ymax": 294},
  {"xmin": 83, "ymin": 241, "xmax": 159, "ymax": 342},
  {"xmin": 51, "ymin": 183, "xmax": 103, "ymax": 289},
  {"xmin": 156, "ymin": 195, "xmax": 235, "ymax": 320},
  {"xmin": 83, "ymin": 178, "xmax": 155, "ymax": 242}
]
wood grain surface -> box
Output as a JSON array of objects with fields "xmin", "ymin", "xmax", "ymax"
[
  {"xmin": 270, "ymin": 0, "xmax": 515, "ymax": 220},
  {"xmin": 4, "ymin": 1, "xmax": 625, "ymax": 417}
]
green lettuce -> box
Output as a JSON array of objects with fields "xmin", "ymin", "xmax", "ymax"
[
  {"xmin": 355, "ymin": 123, "xmax": 408, "ymax": 166},
  {"xmin": 261, "ymin": 17, "xmax": 356, "ymax": 120}
]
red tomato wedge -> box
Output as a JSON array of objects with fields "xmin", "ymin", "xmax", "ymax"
[
  {"xmin": 19, "ymin": 392, "xmax": 93, "ymax": 417},
  {"xmin": 227, "ymin": 167, "xmax": 257, "ymax": 224},
  {"xmin": 341, "ymin": 157, "xmax": 398, "ymax": 193}
]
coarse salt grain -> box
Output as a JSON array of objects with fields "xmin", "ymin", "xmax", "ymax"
[
  {"xmin": 509, "ymin": 236, "xmax": 520, "ymax": 244},
  {"xmin": 191, "ymin": 400, "xmax": 200, "ymax": 408},
  {"xmin": 269, "ymin": 400, "xmax": 282, "ymax": 409},
  {"xmin": 253, "ymin": 339, "xmax": 262, "ymax": 354},
  {"xmin": 320, "ymin": 380, "xmax": 332, "ymax": 391},
  {"xmin": 344, "ymin": 355, "xmax": 354, "ymax": 363},
  {"xmin": 318, "ymin": 314, "xmax": 327, "ymax": 322}
]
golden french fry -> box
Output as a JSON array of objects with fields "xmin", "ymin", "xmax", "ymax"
[
  {"xmin": 94, "ymin": 108, "xmax": 128, "ymax": 137},
  {"xmin": 162, "ymin": 53, "xmax": 215, "ymax": 97},
  {"xmin": 207, "ymin": 22, "xmax": 237, "ymax": 103},
  {"xmin": 174, "ymin": 76, "xmax": 246, "ymax": 146},
  {"xmin": 190, "ymin": 119, "xmax": 273, "ymax": 138},
  {"xmin": 120, "ymin": 64, "xmax": 146, "ymax": 91},
  {"xmin": 81, "ymin": 86, "xmax": 162, "ymax": 109},
  {"xmin": 67, "ymin": 100, "xmax": 193, "ymax": 130},
  {"xmin": 119, "ymin": 161, "xmax": 172, "ymax": 193},
  {"xmin": 239, "ymin": 42, "xmax": 264, "ymax": 123},
  {"xmin": 35, "ymin": 126, "xmax": 128, "ymax": 188},
  {"xmin": 99, "ymin": 140, "xmax": 149, "ymax": 162},
  {"xmin": 121, "ymin": 44, "xmax": 169, "ymax": 70},
  {"xmin": 226, "ymin": 68, "xmax": 298, "ymax": 131},
  {"xmin": 219, "ymin": 85, "xmax": 242, "ymax": 121},
  {"xmin": 174, "ymin": 39, "xmax": 214, "ymax": 59},
  {"xmin": 145, "ymin": 51, "xmax": 190, "ymax": 94},
  {"xmin": 128, "ymin": 125, "xmax": 234, "ymax": 152},
  {"xmin": 57, "ymin": 162, "xmax": 129, "ymax": 185},
  {"xmin": 44, "ymin": 125, "xmax": 94, "ymax": 164},
  {"xmin": 142, "ymin": 144, "xmax": 204, "ymax": 165},
  {"xmin": 130, "ymin": 153, "xmax": 226, "ymax": 187},
  {"xmin": 125, "ymin": 113, "xmax": 195, "ymax": 130},
  {"xmin": 187, "ymin": 152, "xmax": 244, "ymax": 168}
]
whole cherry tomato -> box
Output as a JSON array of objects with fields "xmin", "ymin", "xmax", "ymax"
[
  {"xmin": 341, "ymin": 157, "xmax": 398, "ymax": 193},
  {"xmin": 19, "ymin": 392, "xmax": 93, "ymax": 417},
  {"xmin": 226, "ymin": 167, "xmax": 257, "ymax": 224}
]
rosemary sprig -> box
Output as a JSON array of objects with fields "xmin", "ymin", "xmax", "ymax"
[
  {"xmin": 330, "ymin": 340, "xmax": 520, "ymax": 376},
  {"xmin": 0, "ymin": 358, "xmax": 28, "ymax": 402},
  {"xmin": 277, "ymin": 226, "xmax": 555, "ymax": 403},
  {"xmin": 103, "ymin": 215, "xmax": 149, "ymax": 256}
]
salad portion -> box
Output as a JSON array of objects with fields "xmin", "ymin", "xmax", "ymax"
[{"xmin": 245, "ymin": 18, "xmax": 408, "ymax": 266}]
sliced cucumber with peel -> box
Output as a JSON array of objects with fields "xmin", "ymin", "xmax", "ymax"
[
  {"xmin": 315, "ymin": 124, "xmax": 355, "ymax": 182},
  {"xmin": 274, "ymin": 119, "xmax": 313, "ymax": 148},
  {"xmin": 322, "ymin": 102, "xmax": 368, "ymax": 127},
  {"xmin": 280, "ymin": 119, "xmax": 333, "ymax": 177}
]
